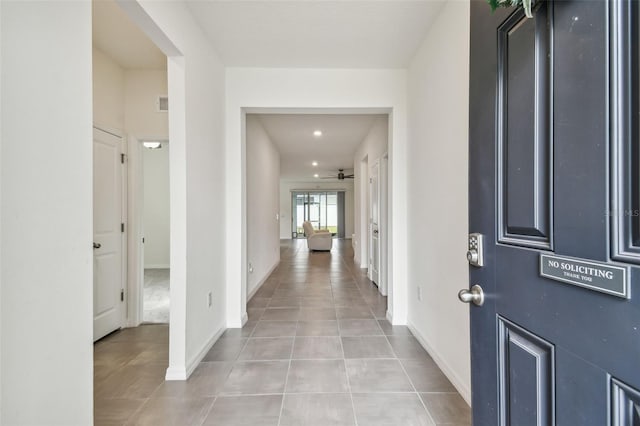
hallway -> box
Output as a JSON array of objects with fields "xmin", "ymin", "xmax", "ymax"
[{"xmin": 94, "ymin": 239, "xmax": 470, "ymax": 425}]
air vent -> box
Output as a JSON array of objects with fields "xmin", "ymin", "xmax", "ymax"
[{"xmin": 157, "ymin": 95, "xmax": 168, "ymax": 112}]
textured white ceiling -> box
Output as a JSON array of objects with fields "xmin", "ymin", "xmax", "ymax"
[
  {"xmin": 186, "ymin": 1, "xmax": 445, "ymax": 68},
  {"xmin": 92, "ymin": 0, "xmax": 166, "ymax": 69},
  {"xmin": 94, "ymin": 1, "xmax": 445, "ymax": 69},
  {"xmin": 253, "ymin": 114, "xmax": 386, "ymax": 181}
]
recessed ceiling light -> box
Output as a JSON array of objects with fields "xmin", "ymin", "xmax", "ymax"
[
  {"xmin": 313, "ymin": 130, "xmax": 322, "ymax": 137},
  {"xmin": 143, "ymin": 141, "xmax": 162, "ymax": 149},
  {"xmin": 314, "ymin": 174, "xmax": 319, "ymax": 178},
  {"xmin": 312, "ymin": 161, "xmax": 318, "ymax": 166}
]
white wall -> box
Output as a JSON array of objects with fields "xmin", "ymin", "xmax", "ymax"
[
  {"xmin": 0, "ymin": 0, "xmax": 4, "ymax": 419},
  {"xmin": 143, "ymin": 145, "xmax": 170, "ymax": 268},
  {"xmin": 226, "ymin": 69, "xmax": 408, "ymax": 327},
  {"xmin": 93, "ymin": 47, "xmax": 125, "ymax": 131},
  {"xmin": 354, "ymin": 116, "xmax": 389, "ymax": 268},
  {"xmin": 280, "ymin": 180, "xmax": 355, "ymax": 240},
  {"xmin": 93, "ymin": 49, "xmax": 168, "ymax": 140},
  {"xmin": 131, "ymin": 0, "xmax": 228, "ymax": 379},
  {"xmin": 124, "ymin": 69, "xmax": 169, "ymax": 140},
  {"xmin": 406, "ymin": 0, "xmax": 471, "ymax": 404},
  {"xmin": 246, "ymin": 116, "xmax": 280, "ymax": 297},
  {"xmin": 1, "ymin": 2, "xmax": 94, "ymax": 424}
]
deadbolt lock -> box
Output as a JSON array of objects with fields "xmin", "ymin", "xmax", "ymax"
[{"xmin": 467, "ymin": 233, "xmax": 484, "ymax": 267}]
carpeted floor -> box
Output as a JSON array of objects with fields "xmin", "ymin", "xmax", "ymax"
[{"xmin": 143, "ymin": 268, "xmax": 170, "ymax": 323}]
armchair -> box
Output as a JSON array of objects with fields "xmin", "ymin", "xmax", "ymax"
[{"xmin": 302, "ymin": 221, "xmax": 333, "ymax": 251}]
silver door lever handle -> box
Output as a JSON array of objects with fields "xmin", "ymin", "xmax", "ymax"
[
  {"xmin": 458, "ymin": 284, "xmax": 484, "ymax": 306},
  {"xmin": 93, "ymin": 242, "xmax": 101, "ymax": 249}
]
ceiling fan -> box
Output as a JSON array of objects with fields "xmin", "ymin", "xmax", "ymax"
[{"xmin": 320, "ymin": 169, "xmax": 354, "ymax": 180}]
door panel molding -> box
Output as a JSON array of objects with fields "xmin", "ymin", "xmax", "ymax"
[
  {"xmin": 611, "ymin": 377, "xmax": 640, "ymax": 425},
  {"xmin": 497, "ymin": 3, "xmax": 554, "ymax": 250},
  {"xmin": 611, "ymin": 0, "xmax": 640, "ymax": 264},
  {"xmin": 498, "ymin": 316, "xmax": 555, "ymax": 426}
]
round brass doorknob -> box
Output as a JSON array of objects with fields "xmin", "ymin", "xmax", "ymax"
[{"xmin": 458, "ymin": 284, "xmax": 484, "ymax": 306}]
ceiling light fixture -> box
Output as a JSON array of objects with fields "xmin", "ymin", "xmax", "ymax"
[
  {"xmin": 143, "ymin": 141, "xmax": 162, "ymax": 149},
  {"xmin": 314, "ymin": 174, "xmax": 319, "ymax": 178},
  {"xmin": 313, "ymin": 130, "xmax": 322, "ymax": 137},
  {"xmin": 312, "ymin": 161, "xmax": 318, "ymax": 166}
]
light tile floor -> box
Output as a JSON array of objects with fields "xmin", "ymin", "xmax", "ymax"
[{"xmin": 95, "ymin": 239, "xmax": 471, "ymax": 425}]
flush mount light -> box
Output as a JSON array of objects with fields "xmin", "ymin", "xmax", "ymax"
[
  {"xmin": 313, "ymin": 130, "xmax": 322, "ymax": 137},
  {"xmin": 314, "ymin": 174, "xmax": 319, "ymax": 178},
  {"xmin": 312, "ymin": 161, "xmax": 318, "ymax": 166},
  {"xmin": 143, "ymin": 141, "xmax": 162, "ymax": 149}
]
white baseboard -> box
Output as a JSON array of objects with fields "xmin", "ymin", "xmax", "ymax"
[
  {"xmin": 408, "ymin": 321, "xmax": 471, "ymax": 406},
  {"xmin": 186, "ymin": 324, "xmax": 225, "ymax": 378},
  {"xmin": 386, "ymin": 310, "xmax": 393, "ymax": 323},
  {"xmin": 165, "ymin": 366, "xmax": 187, "ymax": 381},
  {"xmin": 125, "ymin": 318, "xmax": 142, "ymax": 329},
  {"xmin": 145, "ymin": 264, "xmax": 170, "ymax": 270},
  {"xmin": 165, "ymin": 324, "xmax": 225, "ymax": 381},
  {"xmin": 247, "ymin": 259, "xmax": 279, "ymax": 301},
  {"xmin": 241, "ymin": 312, "xmax": 248, "ymax": 326}
]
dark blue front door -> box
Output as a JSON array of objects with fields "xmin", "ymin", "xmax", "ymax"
[{"xmin": 468, "ymin": 0, "xmax": 640, "ymax": 424}]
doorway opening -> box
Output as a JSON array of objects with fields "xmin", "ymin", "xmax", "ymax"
[
  {"xmin": 141, "ymin": 141, "xmax": 170, "ymax": 323},
  {"xmin": 241, "ymin": 110, "xmax": 391, "ymax": 322},
  {"xmin": 92, "ymin": 0, "xmax": 171, "ymax": 336}
]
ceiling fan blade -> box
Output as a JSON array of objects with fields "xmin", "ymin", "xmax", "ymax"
[
  {"xmin": 344, "ymin": 174, "xmax": 355, "ymax": 178},
  {"xmin": 319, "ymin": 176, "xmax": 337, "ymax": 179}
]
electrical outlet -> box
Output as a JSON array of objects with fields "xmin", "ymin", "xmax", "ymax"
[
  {"xmin": 417, "ymin": 286, "xmax": 422, "ymax": 301},
  {"xmin": 207, "ymin": 292, "xmax": 212, "ymax": 307}
]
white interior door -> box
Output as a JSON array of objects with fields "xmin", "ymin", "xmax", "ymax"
[
  {"xmin": 369, "ymin": 162, "xmax": 380, "ymax": 285},
  {"xmin": 93, "ymin": 128, "xmax": 124, "ymax": 341}
]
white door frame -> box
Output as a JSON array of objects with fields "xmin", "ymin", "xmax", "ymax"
[
  {"xmin": 360, "ymin": 155, "xmax": 370, "ymax": 269},
  {"xmin": 369, "ymin": 160, "xmax": 380, "ymax": 284},
  {"xmin": 235, "ymin": 108, "xmax": 403, "ymax": 330},
  {"xmin": 379, "ymin": 153, "xmax": 389, "ymax": 296},
  {"xmin": 126, "ymin": 137, "xmax": 145, "ymax": 327},
  {"xmin": 126, "ymin": 137, "xmax": 171, "ymax": 327}
]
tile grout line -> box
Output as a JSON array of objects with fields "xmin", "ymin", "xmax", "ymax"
[
  {"xmin": 198, "ymin": 396, "xmax": 217, "ymax": 426},
  {"xmin": 276, "ymin": 276, "xmax": 298, "ymax": 426},
  {"xmin": 214, "ymin": 390, "xmax": 423, "ymax": 396},
  {"xmin": 392, "ymin": 333, "xmax": 439, "ymax": 426},
  {"xmin": 334, "ymin": 254, "xmax": 361, "ymax": 426},
  {"xmin": 339, "ymin": 322, "xmax": 359, "ymax": 426},
  {"xmin": 122, "ymin": 395, "xmax": 152, "ymax": 424}
]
